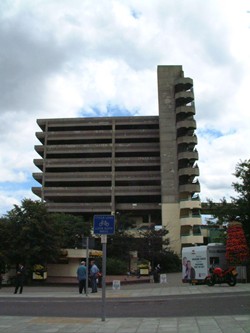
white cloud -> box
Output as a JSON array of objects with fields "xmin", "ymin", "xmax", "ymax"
[
  {"xmin": 0, "ymin": 187, "xmax": 37, "ymax": 216},
  {"xmin": 0, "ymin": 0, "xmax": 250, "ymax": 216}
]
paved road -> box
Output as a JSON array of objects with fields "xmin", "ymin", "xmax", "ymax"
[
  {"xmin": 0, "ymin": 291, "xmax": 249, "ymax": 318},
  {"xmin": 0, "ymin": 276, "xmax": 250, "ymax": 333}
]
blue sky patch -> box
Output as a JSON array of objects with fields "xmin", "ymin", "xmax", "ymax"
[
  {"xmin": 80, "ymin": 104, "xmax": 138, "ymax": 118},
  {"xmin": 130, "ymin": 9, "xmax": 141, "ymax": 19},
  {"xmin": 197, "ymin": 128, "xmax": 223, "ymax": 139}
]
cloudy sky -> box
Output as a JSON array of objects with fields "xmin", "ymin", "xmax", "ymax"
[{"xmin": 0, "ymin": 0, "xmax": 250, "ymax": 217}]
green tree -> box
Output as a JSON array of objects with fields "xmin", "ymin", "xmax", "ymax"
[
  {"xmin": 3, "ymin": 199, "xmax": 61, "ymax": 273},
  {"xmin": 51, "ymin": 213, "xmax": 91, "ymax": 249},
  {"xmin": 0, "ymin": 199, "xmax": 94, "ymax": 277},
  {"xmin": 206, "ymin": 159, "xmax": 250, "ymax": 246},
  {"xmin": 107, "ymin": 230, "xmax": 136, "ymax": 269},
  {"xmin": 0, "ymin": 217, "xmax": 12, "ymax": 273},
  {"xmin": 136, "ymin": 227, "xmax": 171, "ymax": 269},
  {"xmin": 115, "ymin": 212, "xmax": 136, "ymax": 231},
  {"xmin": 106, "ymin": 257, "xmax": 128, "ymax": 275},
  {"xmin": 232, "ymin": 159, "xmax": 250, "ymax": 245}
]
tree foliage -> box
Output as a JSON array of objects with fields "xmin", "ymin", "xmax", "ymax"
[
  {"xmin": 232, "ymin": 159, "xmax": 250, "ymax": 244},
  {"xmin": 135, "ymin": 227, "xmax": 181, "ymax": 271},
  {"xmin": 1, "ymin": 199, "xmax": 61, "ymax": 270},
  {"xmin": 0, "ymin": 198, "xmax": 181, "ymax": 276},
  {"xmin": 51, "ymin": 213, "xmax": 91, "ymax": 249},
  {"xmin": 0, "ymin": 217, "xmax": 11, "ymax": 273},
  {"xmin": 0, "ymin": 199, "xmax": 92, "ymax": 276},
  {"xmin": 206, "ymin": 159, "xmax": 250, "ymax": 247},
  {"xmin": 107, "ymin": 230, "xmax": 137, "ymax": 262},
  {"xmin": 105, "ymin": 226, "xmax": 181, "ymax": 273},
  {"xmin": 106, "ymin": 257, "xmax": 128, "ymax": 275}
]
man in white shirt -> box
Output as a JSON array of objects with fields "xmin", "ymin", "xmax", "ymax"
[{"xmin": 90, "ymin": 260, "xmax": 99, "ymax": 293}]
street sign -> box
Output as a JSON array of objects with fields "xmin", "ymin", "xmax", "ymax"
[
  {"xmin": 93, "ymin": 215, "xmax": 115, "ymax": 235},
  {"xmin": 93, "ymin": 215, "xmax": 115, "ymax": 321}
]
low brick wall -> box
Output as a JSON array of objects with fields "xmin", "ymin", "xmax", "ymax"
[{"xmin": 45, "ymin": 275, "xmax": 150, "ymax": 285}]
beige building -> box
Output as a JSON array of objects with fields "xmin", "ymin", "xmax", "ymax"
[{"xmin": 32, "ymin": 65, "xmax": 203, "ymax": 254}]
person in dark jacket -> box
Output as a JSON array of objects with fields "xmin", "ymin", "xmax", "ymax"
[
  {"xmin": 152, "ymin": 264, "xmax": 161, "ymax": 283},
  {"xmin": 14, "ymin": 263, "xmax": 25, "ymax": 294}
]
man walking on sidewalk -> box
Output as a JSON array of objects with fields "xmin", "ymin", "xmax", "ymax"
[
  {"xmin": 90, "ymin": 260, "xmax": 99, "ymax": 293},
  {"xmin": 77, "ymin": 261, "xmax": 87, "ymax": 294}
]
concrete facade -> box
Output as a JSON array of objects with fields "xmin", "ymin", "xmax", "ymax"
[{"xmin": 32, "ymin": 65, "xmax": 203, "ymax": 254}]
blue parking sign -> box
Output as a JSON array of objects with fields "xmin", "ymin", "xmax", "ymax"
[{"xmin": 93, "ymin": 215, "xmax": 115, "ymax": 235}]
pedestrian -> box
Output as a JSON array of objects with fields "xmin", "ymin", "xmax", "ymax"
[
  {"xmin": 156, "ymin": 264, "xmax": 161, "ymax": 272},
  {"xmin": 76, "ymin": 261, "xmax": 87, "ymax": 294},
  {"xmin": 153, "ymin": 267, "xmax": 159, "ymax": 283},
  {"xmin": 153, "ymin": 264, "xmax": 161, "ymax": 283},
  {"xmin": 90, "ymin": 260, "xmax": 99, "ymax": 293},
  {"xmin": 14, "ymin": 263, "xmax": 25, "ymax": 294}
]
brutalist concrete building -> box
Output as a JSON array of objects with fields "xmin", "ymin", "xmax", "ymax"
[{"xmin": 32, "ymin": 65, "xmax": 203, "ymax": 254}]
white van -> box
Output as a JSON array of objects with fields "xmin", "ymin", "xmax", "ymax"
[{"xmin": 182, "ymin": 243, "xmax": 226, "ymax": 284}]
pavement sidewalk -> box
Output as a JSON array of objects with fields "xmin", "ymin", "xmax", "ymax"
[{"xmin": 0, "ymin": 273, "xmax": 250, "ymax": 333}]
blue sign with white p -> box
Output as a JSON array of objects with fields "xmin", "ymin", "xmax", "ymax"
[{"xmin": 93, "ymin": 215, "xmax": 115, "ymax": 235}]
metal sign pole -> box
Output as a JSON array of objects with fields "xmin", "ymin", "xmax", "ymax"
[
  {"xmin": 93, "ymin": 215, "xmax": 115, "ymax": 321},
  {"xmin": 101, "ymin": 234, "xmax": 107, "ymax": 321},
  {"xmin": 85, "ymin": 237, "xmax": 89, "ymax": 296}
]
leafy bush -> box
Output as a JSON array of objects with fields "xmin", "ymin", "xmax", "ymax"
[
  {"xmin": 106, "ymin": 257, "xmax": 128, "ymax": 275},
  {"xmin": 153, "ymin": 251, "xmax": 181, "ymax": 273}
]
